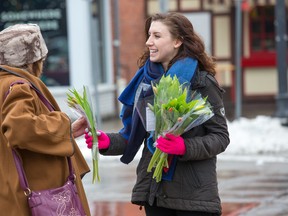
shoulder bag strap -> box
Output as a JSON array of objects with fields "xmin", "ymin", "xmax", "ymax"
[
  {"xmin": 11, "ymin": 149, "xmax": 31, "ymax": 194},
  {"xmin": 12, "ymin": 149, "xmax": 73, "ymax": 195}
]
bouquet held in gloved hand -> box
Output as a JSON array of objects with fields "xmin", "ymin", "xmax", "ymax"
[{"xmin": 144, "ymin": 75, "xmax": 214, "ymax": 182}]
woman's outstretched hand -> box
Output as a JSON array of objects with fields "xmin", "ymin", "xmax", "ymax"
[
  {"xmin": 84, "ymin": 129, "xmax": 110, "ymax": 149},
  {"xmin": 72, "ymin": 117, "xmax": 88, "ymax": 138}
]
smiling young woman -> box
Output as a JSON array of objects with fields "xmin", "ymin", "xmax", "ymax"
[{"xmin": 84, "ymin": 12, "xmax": 229, "ymax": 216}]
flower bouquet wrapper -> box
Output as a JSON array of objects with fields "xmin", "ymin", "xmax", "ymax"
[
  {"xmin": 137, "ymin": 75, "xmax": 214, "ymax": 182},
  {"xmin": 135, "ymin": 94, "xmax": 155, "ymax": 132},
  {"xmin": 67, "ymin": 86, "xmax": 100, "ymax": 183}
]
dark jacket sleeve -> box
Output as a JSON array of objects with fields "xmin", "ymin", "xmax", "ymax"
[
  {"xmin": 99, "ymin": 132, "xmax": 127, "ymax": 156},
  {"xmin": 179, "ymin": 73, "xmax": 230, "ymax": 161}
]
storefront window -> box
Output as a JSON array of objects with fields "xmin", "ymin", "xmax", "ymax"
[
  {"xmin": 0, "ymin": 0, "xmax": 69, "ymax": 86},
  {"xmin": 249, "ymin": 6, "xmax": 275, "ymax": 52}
]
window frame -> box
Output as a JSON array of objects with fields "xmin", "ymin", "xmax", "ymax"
[{"xmin": 242, "ymin": 5, "xmax": 276, "ymax": 67}]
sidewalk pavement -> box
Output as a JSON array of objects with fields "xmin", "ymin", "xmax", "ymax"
[
  {"xmin": 83, "ymin": 117, "xmax": 288, "ymax": 216},
  {"xmin": 217, "ymin": 158, "xmax": 288, "ymax": 216}
]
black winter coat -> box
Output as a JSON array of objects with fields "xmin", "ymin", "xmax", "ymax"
[{"xmin": 103, "ymin": 69, "xmax": 230, "ymax": 214}]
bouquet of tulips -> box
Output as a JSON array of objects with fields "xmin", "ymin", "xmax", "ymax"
[
  {"xmin": 146, "ymin": 75, "xmax": 214, "ymax": 182},
  {"xmin": 67, "ymin": 86, "xmax": 100, "ymax": 183}
]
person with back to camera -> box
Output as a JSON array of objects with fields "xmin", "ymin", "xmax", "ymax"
[
  {"xmin": 85, "ymin": 12, "xmax": 230, "ymax": 216},
  {"xmin": 0, "ymin": 23, "xmax": 91, "ymax": 215}
]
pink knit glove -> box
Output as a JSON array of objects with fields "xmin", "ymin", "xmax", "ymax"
[
  {"xmin": 156, "ymin": 134, "xmax": 186, "ymax": 155},
  {"xmin": 84, "ymin": 129, "xmax": 110, "ymax": 149}
]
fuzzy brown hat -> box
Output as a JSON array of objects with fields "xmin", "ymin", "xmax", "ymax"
[{"xmin": 0, "ymin": 23, "xmax": 48, "ymax": 67}]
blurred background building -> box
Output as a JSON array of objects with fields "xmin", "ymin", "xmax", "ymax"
[{"xmin": 1, "ymin": 0, "xmax": 287, "ymax": 122}]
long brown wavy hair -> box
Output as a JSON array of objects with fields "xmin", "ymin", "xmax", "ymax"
[{"xmin": 138, "ymin": 12, "xmax": 216, "ymax": 75}]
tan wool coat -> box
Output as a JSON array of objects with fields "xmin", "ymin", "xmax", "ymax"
[{"xmin": 0, "ymin": 66, "xmax": 91, "ymax": 216}]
